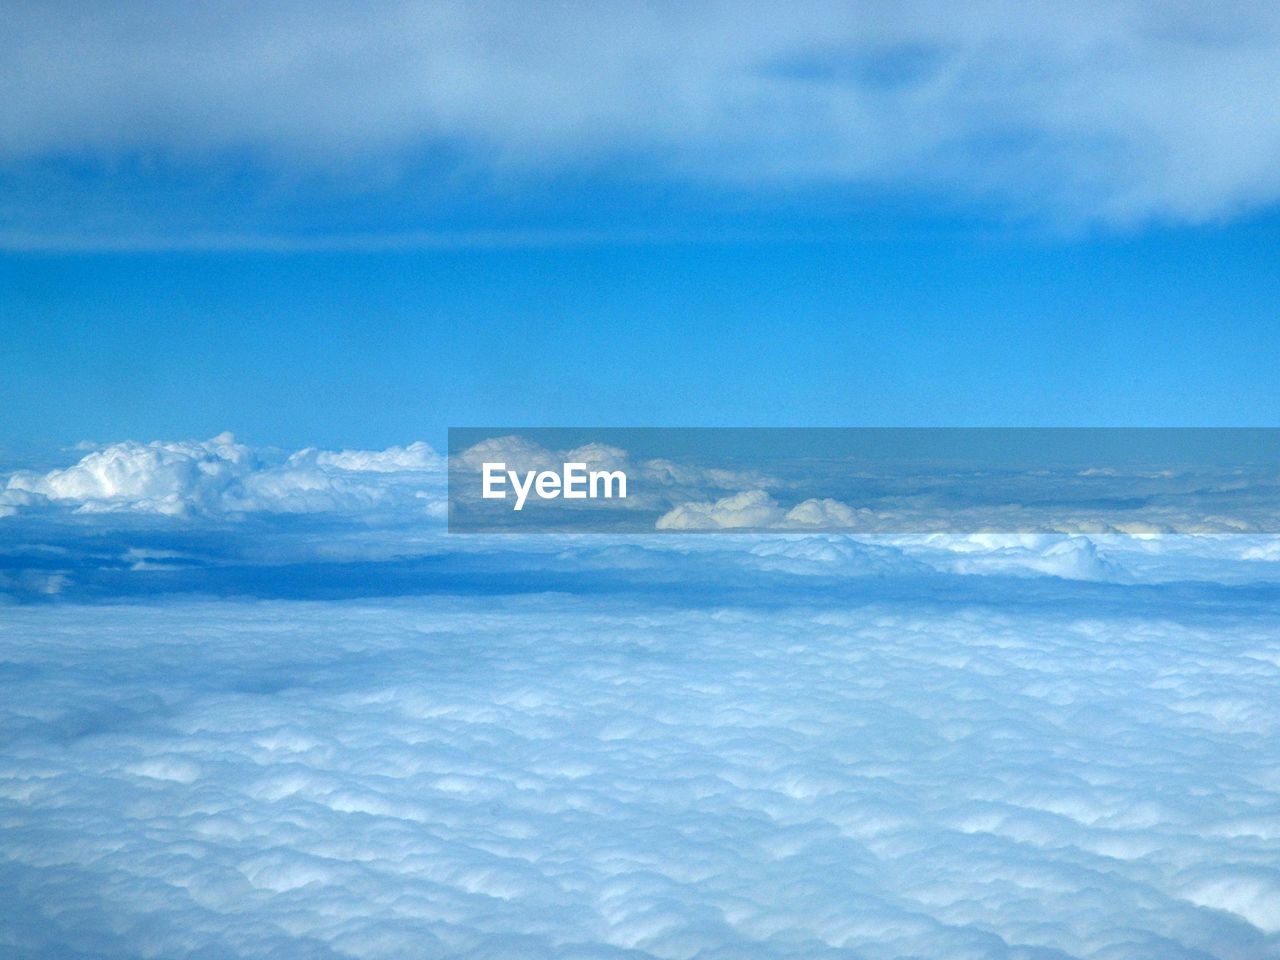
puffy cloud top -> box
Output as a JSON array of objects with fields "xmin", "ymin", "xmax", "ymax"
[
  {"xmin": 4, "ymin": 581, "xmax": 1280, "ymax": 956},
  {"xmin": 307, "ymin": 441, "xmax": 442, "ymax": 473},
  {"xmin": 4, "ymin": 433, "xmax": 444, "ymax": 517}
]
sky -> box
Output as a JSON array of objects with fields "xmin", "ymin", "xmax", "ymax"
[
  {"xmin": 6, "ymin": 8, "xmax": 1280, "ymax": 957},
  {"xmin": 4, "ymin": 1, "xmax": 1280, "ymax": 452}
]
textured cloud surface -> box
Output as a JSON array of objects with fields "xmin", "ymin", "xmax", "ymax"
[
  {"xmin": 4, "ymin": 435, "xmax": 1280, "ymax": 957},
  {"xmin": 3, "ymin": 579, "xmax": 1280, "ymax": 959}
]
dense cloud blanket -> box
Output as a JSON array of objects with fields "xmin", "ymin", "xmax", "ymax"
[
  {"xmin": 3, "ymin": 438, "xmax": 1280, "ymax": 958},
  {"xmin": 4, "ymin": 579, "xmax": 1280, "ymax": 958}
]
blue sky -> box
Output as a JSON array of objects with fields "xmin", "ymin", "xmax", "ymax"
[
  {"xmin": 8, "ymin": 9, "xmax": 1280, "ymax": 957},
  {"xmin": 4, "ymin": 1, "xmax": 1280, "ymax": 452},
  {"xmin": 6, "ymin": 220, "xmax": 1280, "ymax": 450}
]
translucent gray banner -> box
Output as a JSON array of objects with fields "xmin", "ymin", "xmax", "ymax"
[{"xmin": 447, "ymin": 428, "xmax": 1280, "ymax": 534}]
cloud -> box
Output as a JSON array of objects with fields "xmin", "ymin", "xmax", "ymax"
[
  {"xmin": 654, "ymin": 498, "xmax": 1119, "ymax": 579},
  {"xmin": 6, "ymin": 437, "xmax": 1280, "ymax": 955},
  {"xmin": 3, "ymin": 576, "xmax": 1280, "ymax": 958},
  {"xmin": 5, "ymin": 432, "xmax": 257, "ymax": 516},
  {"xmin": 656, "ymin": 492, "xmax": 889, "ymax": 532},
  {"xmin": 3, "ymin": 1, "xmax": 1280, "ymax": 228},
  {"xmin": 783, "ymin": 497, "xmax": 871, "ymax": 528},
  {"xmin": 656, "ymin": 490, "xmax": 788, "ymax": 529},
  {"xmin": 4, "ymin": 433, "xmax": 445, "ymax": 517},
  {"xmin": 455, "ymin": 436, "xmax": 626, "ymax": 475},
  {"xmin": 743, "ymin": 535, "xmax": 927, "ymax": 577},
  {"xmin": 307, "ymin": 441, "xmax": 442, "ymax": 473},
  {"xmin": 649, "ymin": 468, "xmax": 1280, "ymax": 536},
  {"xmin": 916, "ymin": 532, "xmax": 1127, "ymax": 582},
  {"xmin": 640, "ymin": 459, "xmax": 777, "ymax": 494},
  {"xmin": 451, "ymin": 437, "xmax": 775, "ymax": 521},
  {"xmin": 454, "ymin": 435, "xmax": 561, "ymax": 474},
  {"xmin": 9, "ymin": 434, "xmax": 1280, "ymax": 597}
]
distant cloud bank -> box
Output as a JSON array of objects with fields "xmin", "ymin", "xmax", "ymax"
[
  {"xmin": 4, "ymin": 433, "xmax": 1280, "ymax": 957},
  {"xmin": 5, "ymin": 433, "xmax": 1280, "ymax": 600},
  {"xmin": 1, "ymin": 433, "xmax": 444, "ymax": 518},
  {"xmin": 4, "ymin": 1, "xmax": 1280, "ymax": 235}
]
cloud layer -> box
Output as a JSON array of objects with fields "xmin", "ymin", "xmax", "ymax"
[
  {"xmin": 7, "ymin": 434, "xmax": 1280, "ymax": 602},
  {"xmin": 5, "ymin": 434, "xmax": 1280, "ymax": 955},
  {"xmin": 5, "ymin": 1, "xmax": 1280, "ymax": 230},
  {"xmin": 3, "ymin": 582, "xmax": 1280, "ymax": 958}
]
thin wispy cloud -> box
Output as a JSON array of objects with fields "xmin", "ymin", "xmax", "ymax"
[{"xmin": 5, "ymin": 1, "xmax": 1280, "ymax": 242}]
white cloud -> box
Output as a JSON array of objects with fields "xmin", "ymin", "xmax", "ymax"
[
  {"xmin": 744, "ymin": 535, "xmax": 926, "ymax": 576},
  {"xmin": 784, "ymin": 497, "xmax": 869, "ymax": 527},
  {"xmin": 6, "ymin": 432, "xmax": 256, "ymax": 516},
  {"xmin": 6, "ymin": 436, "xmax": 1280, "ymax": 955},
  {"xmin": 10, "ymin": 434, "xmax": 1280, "ymax": 589},
  {"xmin": 3, "ymin": 2, "xmax": 1280, "ymax": 226},
  {"xmin": 656, "ymin": 490, "xmax": 787, "ymax": 529},
  {"xmin": 4, "ymin": 433, "xmax": 445, "ymax": 517},
  {"xmin": 454, "ymin": 435, "xmax": 562, "ymax": 474},
  {"xmin": 562, "ymin": 442, "xmax": 630, "ymax": 472},
  {"xmin": 925, "ymin": 533, "xmax": 1126, "ymax": 582},
  {"xmin": 1181, "ymin": 866, "xmax": 1280, "ymax": 934},
  {"xmin": 455, "ymin": 436, "xmax": 631, "ymax": 475},
  {"xmin": 657, "ymin": 493, "xmax": 883, "ymax": 533},
  {"xmin": 306, "ymin": 441, "xmax": 443, "ymax": 473},
  {"xmin": 2, "ymin": 585, "xmax": 1279, "ymax": 958}
]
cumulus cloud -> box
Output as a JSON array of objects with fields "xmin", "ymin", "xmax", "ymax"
[
  {"xmin": 5, "ymin": 432, "xmax": 254, "ymax": 516},
  {"xmin": 782, "ymin": 497, "xmax": 867, "ymax": 528},
  {"xmin": 650, "ymin": 474, "xmax": 1280, "ymax": 536},
  {"xmin": 455, "ymin": 436, "xmax": 627, "ymax": 475},
  {"xmin": 653, "ymin": 500, "xmax": 1127, "ymax": 580},
  {"xmin": 656, "ymin": 490, "xmax": 787, "ymax": 530},
  {"xmin": 4, "ymin": 1, "xmax": 1280, "ymax": 230},
  {"xmin": 3, "ymin": 433, "xmax": 445, "ymax": 517},
  {"xmin": 655, "ymin": 492, "xmax": 878, "ymax": 531},
  {"xmin": 454, "ymin": 435, "xmax": 562, "ymax": 474},
  {"xmin": 2, "ymin": 579, "xmax": 1280, "ymax": 958}
]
